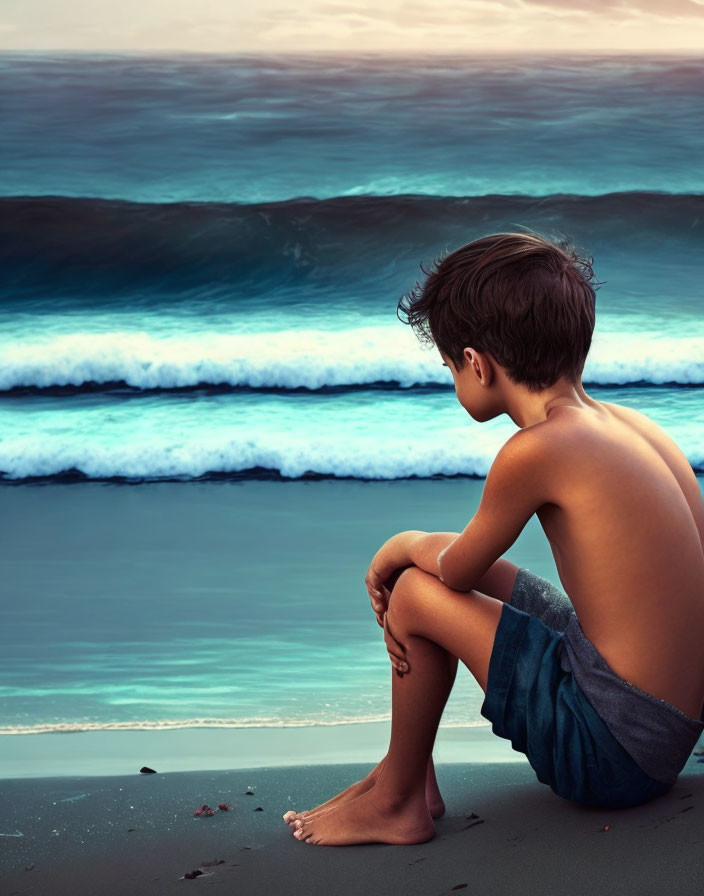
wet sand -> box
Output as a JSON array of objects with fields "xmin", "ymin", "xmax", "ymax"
[
  {"xmin": 0, "ymin": 721, "xmax": 523, "ymax": 779},
  {"xmin": 2, "ymin": 757, "xmax": 704, "ymax": 895}
]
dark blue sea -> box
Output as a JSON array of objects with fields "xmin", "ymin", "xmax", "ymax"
[{"xmin": 1, "ymin": 51, "xmax": 702, "ymax": 738}]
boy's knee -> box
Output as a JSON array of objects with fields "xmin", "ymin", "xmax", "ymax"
[
  {"xmin": 394, "ymin": 564, "xmax": 420, "ymax": 585},
  {"xmin": 386, "ymin": 567, "xmax": 429, "ymax": 626},
  {"xmin": 388, "ymin": 566, "xmax": 424, "ymax": 600}
]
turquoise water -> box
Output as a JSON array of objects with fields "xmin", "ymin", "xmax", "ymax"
[{"xmin": 1, "ymin": 52, "xmax": 702, "ymax": 734}]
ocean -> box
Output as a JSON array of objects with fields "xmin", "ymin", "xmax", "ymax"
[{"xmin": 1, "ymin": 51, "xmax": 703, "ymax": 741}]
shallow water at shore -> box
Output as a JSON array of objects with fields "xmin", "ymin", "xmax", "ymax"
[{"xmin": 0, "ymin": 478, "xmax": 560, "ymax": 740}]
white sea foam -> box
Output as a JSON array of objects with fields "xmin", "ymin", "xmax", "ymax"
[
  {"xmin": 2, "ymin": 321, "xmax": 702, "ymax": 481},
  {"xmin": 0, "ymin": 429, "xmax": 503, "ymax": 480},
  {"xmin": 2, "ymin": 326, "xmax": 704, "ymax": 390},
  {"xmin": 1, "ymin": 378, "xmax": 702, "ymax": 480},
  {"xmin": 0, "ymin": 717, "xmax": 492, "ymax": 736},
  {"xmin": 1, "ymin": 430, "xmax": 700, "ymax": 481}
]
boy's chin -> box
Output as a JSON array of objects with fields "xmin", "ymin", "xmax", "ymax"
[{"xmin": 465, "ymin": 405, "xmax": 497, "ymax": 423}]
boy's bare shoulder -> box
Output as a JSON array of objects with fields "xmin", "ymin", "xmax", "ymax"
[
  {"xmin": 504, "ymin": 398, "xmax": 694, "ymax": 492},
  {"xmin": 522, "ymin": 398, "xmax": 704, "ymax": 548},
  {"xmin": 522, "ymin": 398, "xmax": 677, "ymax": 464},
  {"xmin": 599, "ymin": 399, "xmax": 694, "ymax": 476},
  {"xmin": 488, "ymin": 420, "xmax": 571, "ymax": 508},
  {"xmin": 499, "ymin": 407, "xmax": 589, "ymax": 468},
  {"xmin": 500, "ymin": 398, "xmax": 690, "ymax": 484},
  {"xmin": 598, "ymin": 399, "xmax": 667, "ymax": 440}
]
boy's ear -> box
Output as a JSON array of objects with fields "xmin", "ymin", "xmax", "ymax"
[{"xmin": 464, "ymin": 347, "xmax": 492, "ymax": 385}]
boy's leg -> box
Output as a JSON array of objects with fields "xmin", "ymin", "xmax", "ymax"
[
  {"xmin": 286, "ymin": 559, "xmax": 518, "ymax": 825},
  {"xmin": 473, "ymin": 556, "xmax": 521, "ymax": 606},
  {"xmin": 287, "ymin": 651, "xmax": 456, "ymax": 824},
  {"xmin": 291, "ymin": 567, "xmax": 504, "ymax": 845}
]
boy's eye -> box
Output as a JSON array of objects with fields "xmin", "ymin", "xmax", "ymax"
[{"xmin": 442, "ymin": 363, "xmax": 448, "ymax": 367}]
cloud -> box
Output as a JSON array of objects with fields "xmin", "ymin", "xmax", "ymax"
[
  {"xmin": 522, "ymin": 0, "xmax": 704, "ymax": 17},
  {"xmin": 0, "ymin": 0, "xmax": 703, "ymax": 52}
]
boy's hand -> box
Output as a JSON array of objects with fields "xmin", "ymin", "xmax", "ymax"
[
  {"xmin": 365, "ymin": 532, "xmax": 418, "ymax": 621},
  {"xmin": 383, "ymin": 611, "xmax": 409, "ymax": 676}
]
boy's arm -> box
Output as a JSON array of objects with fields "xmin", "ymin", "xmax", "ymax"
[
  {"xmin": 434, "ymin": 431, "xmax": 548, "ymax": 592},
  {"xmin": 365, "ymin": 431, "xmax": 548, "ymax": 614},
  {"xmin": 405, "ymin": 532, "xmax": 462, "ymax": 576},
  {"xmin": 366, "ymin": 530, "xmax": 458, "ymax": 605}
]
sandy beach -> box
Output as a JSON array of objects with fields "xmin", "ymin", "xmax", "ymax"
[{"xmin": 2, "ymin": 755, "xmax": 704, "ymax": 895}]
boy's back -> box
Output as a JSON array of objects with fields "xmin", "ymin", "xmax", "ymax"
[{"xmin": 527, "ymin": 397, "xmax": 704, "ymax": 720}]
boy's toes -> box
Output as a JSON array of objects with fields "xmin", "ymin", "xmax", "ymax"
[{"xmin": 283, "ymin": 810, "xmax": 296, "ymax": 822}]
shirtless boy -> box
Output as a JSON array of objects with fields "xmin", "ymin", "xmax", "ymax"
[{"xmin": 284, "ymin": 231, "xmax": 704, "ymax": 846}]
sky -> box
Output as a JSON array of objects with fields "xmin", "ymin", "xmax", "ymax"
[{"xmin": 0, "ymin": 0, "xmax": 703, "ymax": 54}]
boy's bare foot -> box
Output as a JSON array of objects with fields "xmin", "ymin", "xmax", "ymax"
[
  {"xmin": 283, "ymin": 760, "xmax": 383, "ymax": 825},
  {"xmin": 283, "ymin": 756, "xmax": 445, "ymax": 825},
  {"xmin": 291, "ymin": 787, "xmax": 435, "ymax": 846}
]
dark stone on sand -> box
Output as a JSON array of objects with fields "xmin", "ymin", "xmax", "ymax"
[
  {"xmin": 184, "ymin": 870, "xmax": 203, "ymax": 879},
  {"xmin": 254, "ymin": 806, "xmax": 264, "ymax": 812},
  {"xmin": 139, "ymin": 766, "xmax": 157, "ymax": 774},
  {"xmin": 244, "ymin": 789, "xmax": 254, "ymax": 795}
]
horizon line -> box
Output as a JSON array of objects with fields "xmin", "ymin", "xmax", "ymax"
[{"xmin": 0, "ymin": 47, "xmax": 702, "ymax": 57}]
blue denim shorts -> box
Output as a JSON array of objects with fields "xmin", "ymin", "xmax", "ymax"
[{"xmin": 480, "ymin": 586, "xmax": 674, "ymax": 809}]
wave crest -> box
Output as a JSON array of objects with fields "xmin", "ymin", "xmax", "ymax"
[
  {"xmin": 2, "ymin": 192, "xmax": 703, "ymax": 298},
  {"xmin": 2, "ymin": 327, "xmax": 704, "ymax": 392}
]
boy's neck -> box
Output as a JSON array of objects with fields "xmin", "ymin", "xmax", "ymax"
[{"xmin": 496, "ymin": 368, "xmax": 595, "ymax": 429}]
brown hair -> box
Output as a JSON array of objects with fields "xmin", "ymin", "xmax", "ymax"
[{"xmin": 397, "ymin": 230, "xmax": 603, "ymax": 392}]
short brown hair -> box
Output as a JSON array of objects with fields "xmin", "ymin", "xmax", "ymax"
[{"xmin": 397, "ymin": 230, "xmax": 602, "ymax": 392}]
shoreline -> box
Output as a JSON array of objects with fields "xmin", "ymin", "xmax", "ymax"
[{"xmin": 0, "ymin": 721, "xmax": 525, "ymax": 781}]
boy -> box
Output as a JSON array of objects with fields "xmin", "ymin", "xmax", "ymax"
[{"xmin": 284, "ymin": 231, "xmax": 704, "ymax": 846}]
